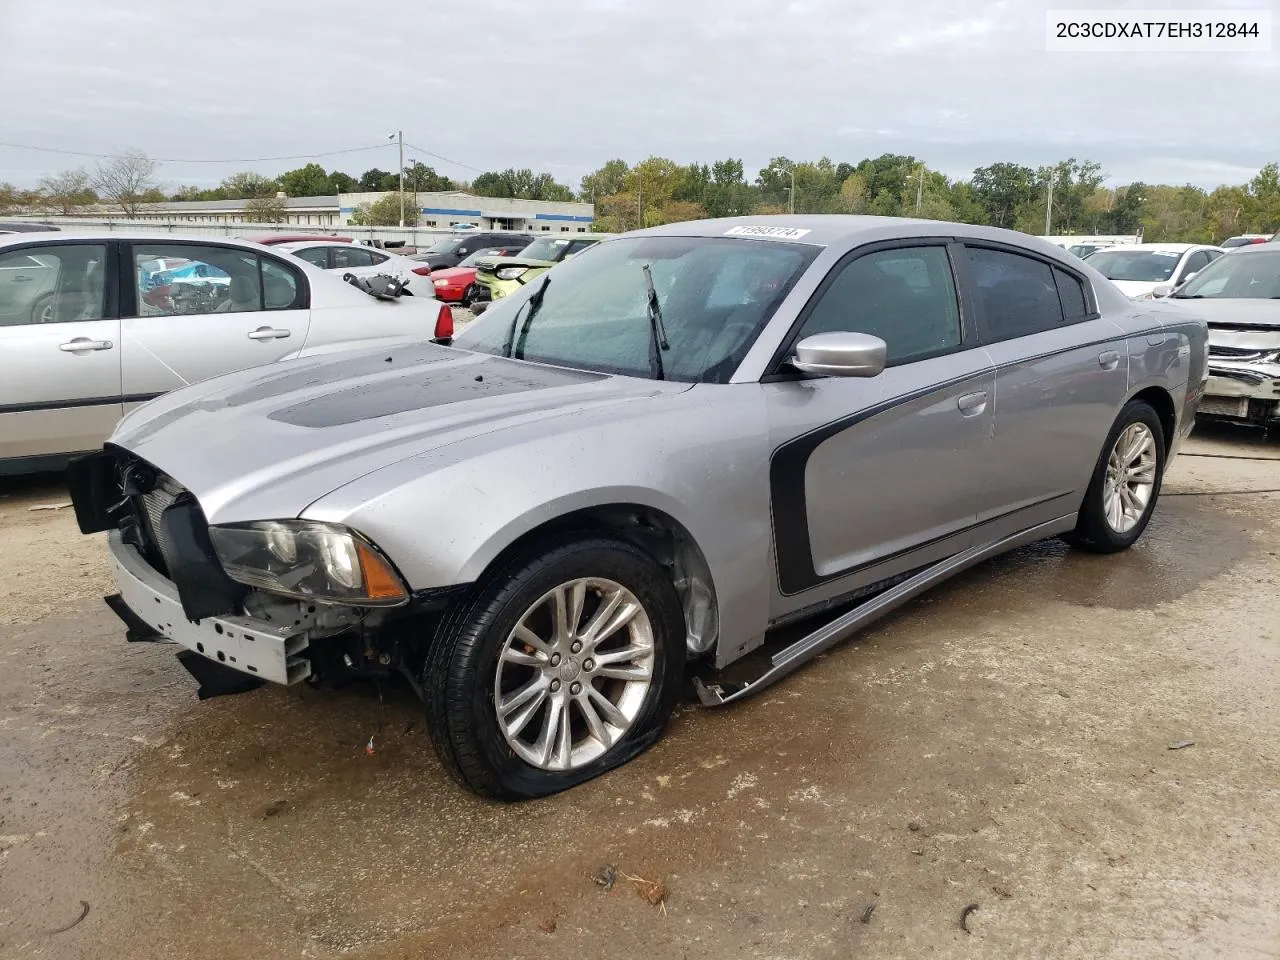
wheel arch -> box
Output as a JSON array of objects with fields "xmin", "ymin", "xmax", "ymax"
[
  {"xmin": 464, "ymin": 498, "xmax": 721, "ymax": 660},
  {"xmin": 1127, "ymin": 384, "xmax": 1177, "ymax": 453}
]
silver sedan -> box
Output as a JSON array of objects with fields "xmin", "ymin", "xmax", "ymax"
[{"xmin": 70, "ymin": 216, "xmax": 1208, "ymax": 799}]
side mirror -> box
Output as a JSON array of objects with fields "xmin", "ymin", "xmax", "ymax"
[
  {"xmin": 1178, "ymin": 271, "xmax": 1198, "ymax": 287},
  {"xmin": 790, "ymin": 332, "xmax": 887, "ymax": 378},
  {"xmin": 1152, "ymin": 282, "xmax": 1174, "ymax": 298}
]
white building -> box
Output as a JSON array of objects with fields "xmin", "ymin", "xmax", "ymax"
[{"xmin": 105, "ymin": 191, "xmax": 594, "ymax": 233}]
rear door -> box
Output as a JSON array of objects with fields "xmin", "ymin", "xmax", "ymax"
[
  {"xmin": 119, "ymin": 241, "xmax": 310, "ymax": 406},
  {"xmin": 959, "ymin": 244, "xmax": 1129, "ymax": 533},
  {"xmin": 0, "ymin": 241, "xmax": 120, "ymax": 463}
]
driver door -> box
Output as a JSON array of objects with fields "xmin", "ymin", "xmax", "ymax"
[{"xmin": 763, "ymin": 241, "xmax": 995, "ymax": 617}]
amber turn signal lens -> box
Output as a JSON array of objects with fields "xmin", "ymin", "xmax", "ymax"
[{"xmin": 355, "ymin": 542, "xmax": 407, "ymax": 601}]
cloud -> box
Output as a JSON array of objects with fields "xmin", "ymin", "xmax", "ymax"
[{"xmin": 0, "ymin": 0, "xmax": 1274, "ymax": 190}]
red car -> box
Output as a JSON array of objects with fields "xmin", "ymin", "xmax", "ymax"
[
  {"xmin": 244, "ymin": 233, "xmax": 353, "ymax": 246},
  {"xmin": 429, "ymin": 244, "xmax": 531, "ymax": 304}
]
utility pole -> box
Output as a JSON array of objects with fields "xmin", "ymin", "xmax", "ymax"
[
  {"xmin": 1044, "ymin": 169, "xmax": 1055, "ymax": 236},
  {"xmin": 789, "ymin": 165, "xmax": 795, "ymax": 214},
  {"xmin": 637, "ymin": 172, "xmax": 643, "ymax": 229},
  {"xmin": 915, "ymin": 165, "xmax": 925, "ymax": 213},
  {"xmin": 388, "ymin": 130, "xmax": 404, "ymax": 227}
]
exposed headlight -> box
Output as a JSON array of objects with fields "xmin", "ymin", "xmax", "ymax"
[
  {"xmin": 495, "ymin": 267, "xmax": 528, "ymax": 280},
  {"xmin": 208, "ymin": 520, "xmax": 408, "ymax": 606},
  {"xmin": 433, "ymin": 278, "xmax": 451, "ymax": 287},
  {"xmin": 1131, "ymin": 292, "xmax": 1155, "ymax": 301}
]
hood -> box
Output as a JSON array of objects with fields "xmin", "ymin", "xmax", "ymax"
[
  {"xmin": 110, "ymin": 343, "xmax": 687, "ymax": 525},
  {"xmin": 1111, "ymin": 279, "xmax": 1161, "ymax": 298},
  {"xmin": 1174, "ymin": 297, "xmax": 1280, "ymax": 330},
  {"xmin": 475, "ymin": 256, "xmax": 556, "ymax": 272}
]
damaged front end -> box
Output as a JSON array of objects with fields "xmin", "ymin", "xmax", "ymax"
[
  {"xmin": 66, "ymin": 449, "xmax": 444, "ymax": 699},
  {"xmin": 1201, "ymin": 325, "xmax": 1280, "ymax": 424}
]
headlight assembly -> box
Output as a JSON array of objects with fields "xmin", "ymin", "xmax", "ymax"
[
  {"xmin": 495, "ymin": 267, "xmax": 528, "ymax": 281},
  {"xmin": 208, "ymin": 521, "xmax": 408, "ymax": 605}
]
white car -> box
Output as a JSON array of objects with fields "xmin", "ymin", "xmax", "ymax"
[
  {"xmin": 1083, "ymin": 243, "xmax": 1225, "ymax": 299},
  {"xmin": 277, "ymin": 242, "xmax": 430, "ymax": 294},
  {"xmin": 0, "ymin": 232, "xmax": 453, "ymax": 474}
]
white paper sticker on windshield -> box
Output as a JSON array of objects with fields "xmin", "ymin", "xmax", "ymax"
[{"xmin": 724, "ymin": 225, "xmax": 812, "ymax": 240}]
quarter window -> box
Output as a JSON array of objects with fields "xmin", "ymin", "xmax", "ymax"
[
  {"xmin": 0, "ymin": 244, "xmax": 107, "ymax": 327},
  {"xmin": 293, "ymin": 247, "xmax": 330, "ymax": 268},
  {"xmin": 965, "ymin": 247, "xmax": 1065, "ymax": 340},
  {"xmin": 796, "ymin": 246, "xmax": 962, "ymax": 364},
  {"xmin": 1053, "ymin": 267, "xmax": 1090, "ymax": 323}
]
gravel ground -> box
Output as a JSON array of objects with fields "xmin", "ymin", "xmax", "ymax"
[{"xmin": 1, "ymin": 421, "xmax": 1278, "ymax": 960}]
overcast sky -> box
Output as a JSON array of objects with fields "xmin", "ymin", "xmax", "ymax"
[{"xmin": 1, "ymin": 0, "xmax": 1275, "ymax": 192}]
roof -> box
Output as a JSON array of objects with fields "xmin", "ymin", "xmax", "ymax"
[
  {"xmin": 1096, "ymin": 242, "xmax": 1207, "ymax": 253},
  {"xmin": 0, "ymin": 230, "xmax": 274, "ymax": 251}
]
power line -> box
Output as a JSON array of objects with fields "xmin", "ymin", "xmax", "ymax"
[
  {"xmin": 403, "ymin": 142, "xmax": 487, "ymax": 174},
  {"xmin": 0, "ymin": 140, "xmax": 394, "ymax": 164}
]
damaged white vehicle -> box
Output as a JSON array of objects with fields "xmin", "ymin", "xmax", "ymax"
[{"xmin": 1163, "ymin": 244, "xmax": 1280, "ymax": 424}]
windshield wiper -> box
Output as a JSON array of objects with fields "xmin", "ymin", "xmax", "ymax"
[
  {"xmin": 642, "ymin": 264, "xmax": 670, "ymax": 381},
  {"xmin": 502, "ymin": 274, "xmax": 551, "ymax": 358}
]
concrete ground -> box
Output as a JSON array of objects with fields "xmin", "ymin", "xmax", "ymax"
[{"xmin": 1, "ymin": 421, "xmax": 1278, "ymax": 960}]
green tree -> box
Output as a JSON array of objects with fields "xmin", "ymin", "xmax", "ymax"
[
  {"xmin": 947, "ymin": 181, "xmax": 988, "ymax": 224},
  {"xmin": 1248, "ymin": 162, "xmax": 1280, "ymax": 231},
  {"xmin": 328, "ymin": 171, "xmax": 357, "ymax": 193},
  {"xmin": 472, "ymin": 168, "xmax": 574, "ymax": 201},
  {"xmin": 245, "ymin": 194, "xmax": 288, "ymax": 223},
  {"xmin": 220, "ymin": 171, "xmax": 278, "ymax": 198},
  {"xmin": 39, "ymin": 168, "xmax": 97, "ymax": 215},
  {"xmin": 358, "ymin": 168, "xmax": 392, "ymax": 191},
  {"xmin": 579, "ymin": 159, "xmax": 630, "ymax": 201},
  {"xmin": 278, "ymin": 163, "xmax": 333, "ymax": 197},
  {"xmin": 0, "ymin": 182, "xmax": 21, "ymax": 214},
  {"xmin": 970, "ymin": 162, "xmax": 1036, "ymax": 229},
  {"xmin": 402, "ymin": 162, "xmax": 451, "ymax": 193},
  {"xmin": 349, "ymin": 192, "xmax": 420, "ymax": 226}
]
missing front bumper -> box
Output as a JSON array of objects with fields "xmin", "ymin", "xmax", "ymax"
[{"xmin": 108, "ymin": 531, "xmax": 312, "ymax": 686}]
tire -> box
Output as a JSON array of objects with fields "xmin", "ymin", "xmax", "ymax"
[
  {"xmin": 1063, "ymin": 399, "xmax": 1166, "ymax": 553},
  {"xmin": 423, "ymin": 535, "xmax": 686, "ymax": 799},
  {"xmin": 461, "ymin": 284, "xmax": 477, "ymax": 307}
]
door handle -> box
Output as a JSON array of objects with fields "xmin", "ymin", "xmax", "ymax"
[
  {"xmin": 13, "ymin": 275, "xmax": 34, "ymax": 282},
  {"xmin": 59, "ymin": 338, "xmax": 113, "ymax": 352},
  {"xmin": 1098, "ymin": 350, "xmax": 1121, "ymax": 370},
  {"xmin": 247, "ymin": 326, "xmax": 291, "ymax": 341},
  {"xmin": 957, "ymin": 391, "xmax": 988, "ymax": 417}
]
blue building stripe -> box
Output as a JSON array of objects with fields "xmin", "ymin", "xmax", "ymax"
[{"xmin": 534, "ymin": 213, "xmax": 594, "ymax": 222}]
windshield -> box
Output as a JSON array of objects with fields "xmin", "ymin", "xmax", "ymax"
[
  {"xmin": 1175, "ymin": 249, "xmax": 1280, "ymax": 299},
  {"xmin": 458, "ymin": 248, "xmax": 504, "ymax": 267},
  {"xmin": 1084, "ymin": 250, "xmax": 1182, "ymax": 282},
  {"xmin": 452, "ymin": 236, "xmax": 818, "ymax": 383},
  {"xmin": 424, "ymin": 237, "xmax": 466, "ymax": 255},
  {"xmin": 517, "ymin": 237, "xmax": 578, "ymax": 261}
]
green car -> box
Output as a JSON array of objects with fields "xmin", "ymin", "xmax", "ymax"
[{"xmin": 471, "ymin": 234, "xmax": 612, "ymax": 312}]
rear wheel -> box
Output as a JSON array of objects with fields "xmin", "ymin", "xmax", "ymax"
[
  {"xmin": 423, "ymin": 536, "xmax": 685, "ymax": 799},
  {"xmin": 1064, "ymin": 400, "xmax": 1165, "ymax": 553},
  {"xmin": 461, "ymin": 283, "xmax": 477, "ymax": 307}
]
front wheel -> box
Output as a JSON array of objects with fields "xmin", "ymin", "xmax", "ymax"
[
  {"xmin": 1064, "ymin": 399, "xmax": 1166, "ymax": 553},
  {"xmin": 423, "ymin": 536, "xmax": 686, "ymax": 799}
]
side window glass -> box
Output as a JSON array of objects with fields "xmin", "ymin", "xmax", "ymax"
[
  {"xmin": 133, "ymin": 244, "xmax": 260, "ymax": 316},
  {"xmin": 332, "ymin": 247, "xmax": 374, "ymax": 269},
  {"xmin": 0, "ymin": 244, "xmax": 107, "ymax": 326},
  {"xmin": 966, "ymin": 247, "xmax": 1064, "ymax": 341},
  {"xmin": 797, "ymin": 246, "xmax": 962, "ymax": 364},
  {"xmin": 261, "ymin": 258, "xmax": 302, "ymax": 310},
  {"xmin": 294, "ymin": 247, "xmax": 329, "ymax": 268},
  {"xmin": 367, "ymin": 250, "xmax": 390, "ymax": 264},
  {"xmin": 1182, "ymin": 251, "xmax": 1209, "ymax": 276},
  {"xmin": 1053, "ymin": 267, "xmax": 1090, "ymax": 323}
]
